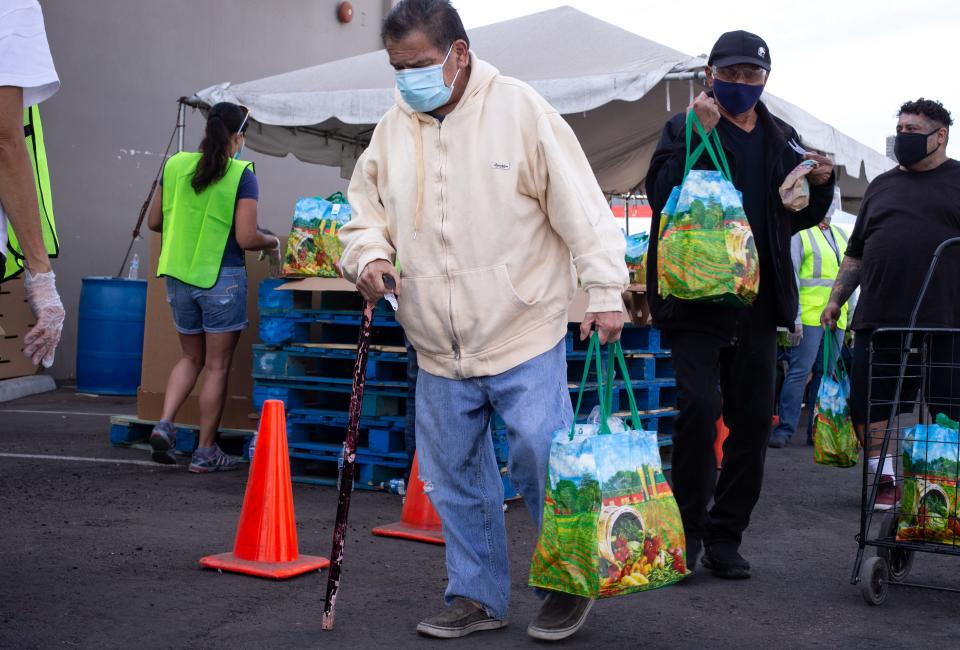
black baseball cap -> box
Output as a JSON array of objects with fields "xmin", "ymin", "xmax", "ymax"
[{"xmin": 708, "ymin": 30, "xmax": 771, "ymax": 71}]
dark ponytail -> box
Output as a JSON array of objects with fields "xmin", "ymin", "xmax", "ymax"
[{"xmin": 192, "ymin": 102, "xmax": 247, "ymax": 193}]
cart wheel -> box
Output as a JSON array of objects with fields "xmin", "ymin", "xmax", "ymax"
[
  {"xmin": 860, "ymin": 556, "xmax": 889, "ymax": 606},
  {"xmin": 878, "ymin": 513, "xmax": 914, "ymax": 582}
]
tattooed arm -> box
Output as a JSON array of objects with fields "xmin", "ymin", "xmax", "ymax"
[{"xmin": 821, "ymin": 256, "xmax": 863, "ymax": 329}]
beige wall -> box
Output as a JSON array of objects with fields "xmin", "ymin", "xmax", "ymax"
[{"xmin": 38, "ymin": 0, "xmax": 389, "ymax": 378}]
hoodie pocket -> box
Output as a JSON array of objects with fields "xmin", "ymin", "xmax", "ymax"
[
  {"xmin": 450, "ymin": 265, "xmax": 550, "ymax": 355},
  {"xmin": 396, "ymin": 274, "xmax": 455, "ymax": 357}
]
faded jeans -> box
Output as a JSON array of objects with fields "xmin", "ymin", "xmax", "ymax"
[
  {"xmin": 415, "ymin": 339, "xmax": 572, "ymax": 620},
  {"xmin": 773, "ymin": 325, "xmax": 843, "ymax": 440}
]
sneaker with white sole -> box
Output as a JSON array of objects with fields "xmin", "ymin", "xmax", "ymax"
[
  {"xmin": 149, "ymin": 421, "xmax": 177, "ymax": 465},
  {"xmin": 416, "ymin": 598, "xmax": 507, "ymax": 639},
  {"xmin": 188, "ymin": 445, "xmax": 241, "ymax": 473},
  {"xmin": 527, "ymin": 591, "xmax": 594, "ymax": 642}
]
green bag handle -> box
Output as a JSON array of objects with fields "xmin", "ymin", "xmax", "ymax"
[
  {"xmin": 683, "ymin": 111, "xmax": 733, "ymax": 183},
  {"xmin": 936, "ymin": 413, "xmax": 959, "ymax": 430},
  {"xmin": 821, "ymin": 326, "xmax": 848, "ymax": 381},
  {"xmin": 596, "ymin": 340, "xmax": 644, "ymax": 434},
  {"xmin": 570, "ymin": 332, "xmax": 610, "ymax": 440},
  {"xmin": 611, "ymin": 342, "xmax": 643, "ymax": 431},
  {"xmin": 325, "ymin": 191, "xmax": 348, "ymax": 204}
]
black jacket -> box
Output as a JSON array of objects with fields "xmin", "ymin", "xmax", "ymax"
[{"xmin": 644, "ymin": 99, "xmax": 835, "ymax": 339}]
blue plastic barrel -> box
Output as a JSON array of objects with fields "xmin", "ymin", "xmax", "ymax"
[{"xmin": 76, "ymin": 277, "xmax": 147, "ymax": 395}]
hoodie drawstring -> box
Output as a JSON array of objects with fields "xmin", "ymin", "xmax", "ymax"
[{"xmin": 411, "ymin": 111, "xmax": 424, "ymax": 240}]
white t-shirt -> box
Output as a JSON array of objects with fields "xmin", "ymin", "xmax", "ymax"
[{"xmin": 0, "ymin": 0, "xmax": 60, "ymax": 257}]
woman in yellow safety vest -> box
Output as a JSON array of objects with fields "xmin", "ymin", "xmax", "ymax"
[{"xmin": 146, "ymin": 102, "xmax": 280, "ymax": 473}]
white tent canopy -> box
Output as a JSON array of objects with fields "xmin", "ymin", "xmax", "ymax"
[{"xmin": 191, "ymin": 6, "xmax": 893, "ymax": 198}]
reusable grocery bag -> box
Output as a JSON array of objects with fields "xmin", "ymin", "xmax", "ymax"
[
  {"xmin": 898, "ymin": 414, "xmax": 960, "ymax": 545},
  {"xmin": 529, "ymin": 334, "xmax": 688, "ymax": 598},
  {"xmin": 282, "ymin": 192, "xmax": 352, "ymax": 277},
  {"xmin": 623, "ymin": 231, "xmax": 649, "ymax": 285},
  {"xmin": 812, "ymin": 329, "xmax": 859, "ymax": 467},
  {"xmin": 657, "ymin": 112, "xmax": 759, "ymax": 306}
]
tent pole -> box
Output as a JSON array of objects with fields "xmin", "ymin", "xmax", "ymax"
[{"xmin": 176, "ymin": 98, "xmax": 186, "ymax": 153}]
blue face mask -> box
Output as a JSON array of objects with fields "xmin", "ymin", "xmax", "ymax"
[
  {"xmin": 395, "ymin": 45, "xmax": 461, "ymax": 113},
  {"xmin": 712, "ymin": 78, "xmax": 765, "ymax": 115},
  {"xmin": 234, "ymin": 110, "xmax": 250, "ymax": 159}
]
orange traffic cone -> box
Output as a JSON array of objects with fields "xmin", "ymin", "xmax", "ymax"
[
  {"xmin": 372, "ymin": 453, "xmax": 444, "ymax": 545},
  {"xmin": 715, "ymin": 417, "xmax": 730, "ymax": 470},
  {"xmin": 200, "ymin": 400, "xmax": 329, "ymax": 579}
]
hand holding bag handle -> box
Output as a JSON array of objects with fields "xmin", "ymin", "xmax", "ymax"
[{"xmin": 570, "ymin": 331, "xmax": 610, "ymax": 440}]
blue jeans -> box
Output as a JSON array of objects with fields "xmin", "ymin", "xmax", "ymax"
[
  {"xmin": 773, "ymin": 325, "xmax": 843, "ymax": 440},
  {"xmin": 415, "ymin": 339, "xmax": 572, "ymax": 620}
]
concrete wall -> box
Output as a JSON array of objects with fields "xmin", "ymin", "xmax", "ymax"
[{"xmin": 38, "ymin": 0, "xmax": 389, "ymax": 378}]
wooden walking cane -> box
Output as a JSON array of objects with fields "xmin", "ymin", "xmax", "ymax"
[{"xmin": 322, "ymin": 275, "xmax": 395, "ymax": 630}]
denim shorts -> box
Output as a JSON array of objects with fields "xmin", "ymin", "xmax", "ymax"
[{"xmin": 165, "ymin": 267, "xmax": 248, "ymax": 335}]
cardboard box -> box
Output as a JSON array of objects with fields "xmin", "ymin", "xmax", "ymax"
[
  {"xmin": 136, "ymin": 235, "xmax": 269, "ymax": 430},
  {"xmin": 0, "ymin": 276, "xmax": 40, "ymax": 380}
]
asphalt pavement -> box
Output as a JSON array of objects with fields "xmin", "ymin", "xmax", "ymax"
[{"xmin": 2, "ymin": 387, "xmax": 959, "ymax": 649}]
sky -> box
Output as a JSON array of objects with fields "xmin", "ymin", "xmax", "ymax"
[{"xmin": 454, "ymin": 0, "xmax": 960, "ymax": 159}]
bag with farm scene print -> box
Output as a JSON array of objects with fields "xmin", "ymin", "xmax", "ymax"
[
  {"xmin": 656, "ymin": 112, "xmax": 759, "ymax": 306},
  {"xmin": 529, "ymin": 333, "xmax": 688, "ymax": 598}
]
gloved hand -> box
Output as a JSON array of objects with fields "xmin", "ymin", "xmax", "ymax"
[
  {"xmin": 258, "ymin": 236, "xmax": 282, "ymax": 278},
  {"xmin": 23, "ymin": 269, "xmax": 65, "ymax": 368},
  {"xmin": 788, "ymin": 326, "xmax": 803, "ymax": 347}
]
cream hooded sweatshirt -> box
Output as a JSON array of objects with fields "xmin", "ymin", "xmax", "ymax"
[{"xmin": 339, "ymin": 55, "xmax": 627, "ymax": 380}]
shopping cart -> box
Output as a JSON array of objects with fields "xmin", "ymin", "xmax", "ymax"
[{"xmin": 851, "ymin": 237, "xmax": 960, "ymax": 605}]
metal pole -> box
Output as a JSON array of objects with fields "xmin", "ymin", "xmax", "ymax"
[{"xmin": 176, "ymin": 99, "xmax": 186, "ymax": 153}]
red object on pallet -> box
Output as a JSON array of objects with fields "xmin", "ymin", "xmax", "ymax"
[
  {"xmin": 372, "ymin": 454, "xmax": 445, "ymax": 545},
  {"xmin": 199, "ymin": 400, "xmax": 329, "ymax": 579},
  {"xmin": 715, "ymin": 417, "xmax": 730, "ymax": 470},
  {"xmin": 715, "ymin": 415, "xmax": 781, "ymax": 469}
]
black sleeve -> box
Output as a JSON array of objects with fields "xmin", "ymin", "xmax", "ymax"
[
  {"xmin": 645, "ymin": 113, "xmax": 687, "ymax": 218},
  {"xmin": 845, "ymin": 193, "xmax": 871, "ymax": 258}
]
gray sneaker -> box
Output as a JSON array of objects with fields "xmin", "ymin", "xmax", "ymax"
[
  {"xmin": 188, "ymin": 445, "xmax": 241, "ymax": 474},
  {"xmin": 416, "ymin": 598, "xmax": 506, "ymax": 639},
  {"xmin": 149, "ymin": 421, "xmax": 177, "ymax": 465},
  {"xmin": 527, "ymin": 591, "xmax": 594, "ymax": 642}
]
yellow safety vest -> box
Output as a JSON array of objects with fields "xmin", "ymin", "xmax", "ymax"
[
  {"xmin": 157, "ymin": 152, "xmax": 253, "ymax": 289},
  {"xmin": 3, "ymin": 105, "xmax": 59, "ymax": 280},
  {"xmin": 798, "ymin": 224, "xmax": 848, "ymax": 330}
]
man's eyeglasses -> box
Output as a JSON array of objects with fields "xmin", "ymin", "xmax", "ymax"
[{"xmin": 712, "ymin": 66, "xmax": 767, "ymax": 84}]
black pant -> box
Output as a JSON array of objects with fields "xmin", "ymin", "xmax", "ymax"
[{"xmin": 667, "ymin": 309, "xmax": 777, "ymax": 548}]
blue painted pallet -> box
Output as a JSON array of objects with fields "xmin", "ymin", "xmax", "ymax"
[
  {"xmin": 286, "ymin": 419, "xmax": 405, "ymax": 456},
  {"xmin": 566, "ymin": 353, "xmax": 674, "ymax": 382},
  {"xmin": 108, "ymin": 416, "xmax": 253, "ymax": 458},
  {"xmin": 565, "ymin": 325, "xmax": 666, "ymax": 354},
  {"xmin": 253, "ymin": 382, "xmax": 405, "ymax": 418},
  {"xmin": 253, "ymin": 344, "xmax": 408, "ymax": 382},
  {"xmin": 287, "ymin": 407, "xmax": 405, "ymax": 433},
  {"xmin": 289, "ymin": 441, "xmax": 406, "ymax": 489}
]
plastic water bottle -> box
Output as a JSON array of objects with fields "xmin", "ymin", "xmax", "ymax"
[
  {"xmin": 380, "ymin": 478, "xmax": 405, "ymax": 496},
  {"xmin": 248, "ymin": 433, "xmax": 257, "ymax": 462},
  {"xmin": 127, "ymin": 253, "xmax": 140, "ymax": 280}
]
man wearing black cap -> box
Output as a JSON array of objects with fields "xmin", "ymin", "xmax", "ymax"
[{"xmin": 645, "ymin": 31, "xmax": 836, "ymax": 579}]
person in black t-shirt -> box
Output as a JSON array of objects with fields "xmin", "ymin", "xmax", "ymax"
[
  {"xmin": 646, "ymin": 31, "xmax": 835, "ymax": 580},
  {"xmin": 822, "ymin": 98, "xmax": 960, "ymax": 511}
]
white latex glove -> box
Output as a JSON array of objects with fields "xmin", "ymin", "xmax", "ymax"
[
  {"xmin": 23, "ymin": 269, "xmax": 65, "ymax": 368},
  {"xmin": 258, "ymin": 236, "xmax": 282, "ymax": 278}
]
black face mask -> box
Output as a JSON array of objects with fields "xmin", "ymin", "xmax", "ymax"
[{"xmin": 894, "ymin": 129, "xmax": 941, "ymax": 167}]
